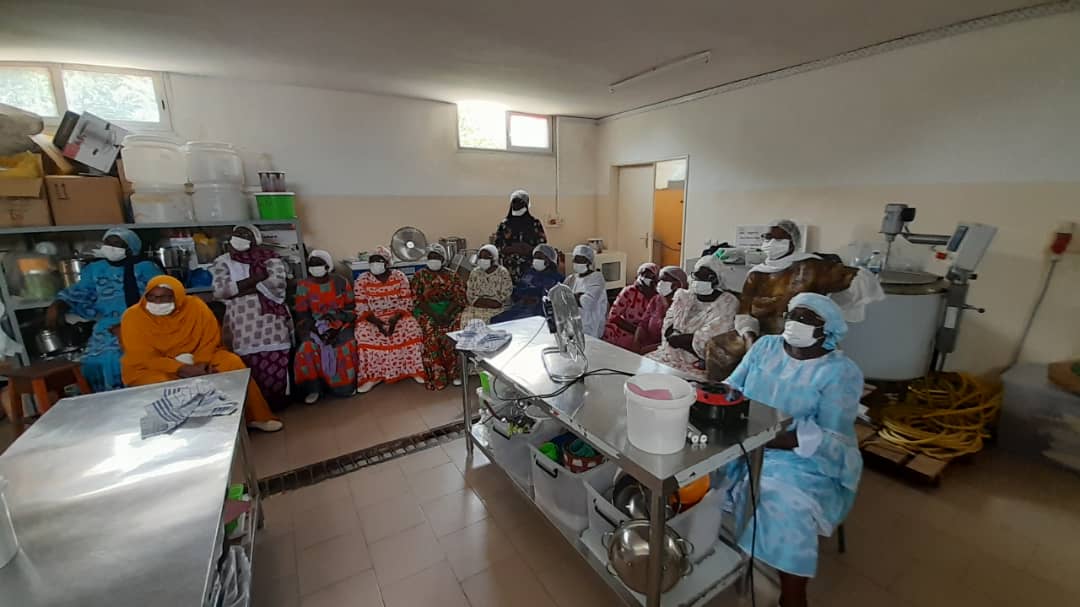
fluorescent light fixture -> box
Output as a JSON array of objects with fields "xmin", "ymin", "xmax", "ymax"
[{"xmin": 609, "ymin": 50, "xmax": 711, "ymax": 93}]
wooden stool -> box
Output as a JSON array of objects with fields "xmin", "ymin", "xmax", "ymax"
[{"xmin": 3, "ymin": 360, "xmax": 92, "ymax": 437}]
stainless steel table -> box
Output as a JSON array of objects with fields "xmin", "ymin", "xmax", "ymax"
[
  {"xmin": 0, "ymin": 370, "xmax": 260, "ymax": 607},
  {"xmin": 455, "ymin": 317, "xmax": 788, "ymax": 607}
]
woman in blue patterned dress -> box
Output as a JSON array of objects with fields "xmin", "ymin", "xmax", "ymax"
[
  {"xmin": 46, "ymin": 228, "xmax": 162, "ymax": 391},
  {"xmin": 724, "ymin": 292, "xmax": 863, "ymax": 607}
]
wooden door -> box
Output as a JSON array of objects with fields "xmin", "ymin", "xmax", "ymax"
[{"xmin": 616, "ymin": 165, "xmax": 655, "ymax": 272}]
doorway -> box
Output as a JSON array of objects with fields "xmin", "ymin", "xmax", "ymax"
[{"xmin": 615, "ymin": 158, "xmax": 687, "ymax": 272}]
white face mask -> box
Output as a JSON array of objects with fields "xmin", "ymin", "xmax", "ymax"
[
  {"xmin": 308, "ymin": 266, "xmax": 328, "ymax": 278},
  {"xmin": 100, "ymin": 245, "xmax": 127, "ymax": 262},
  {"xmin": 146, "ymin": 302, "xmax": 175, "ymax": 317},
  {"xmin": 783, "ymin": 320, "xmax": 820, "ymax": 348},
  {"xmin": 638, "ymin": 277, "xmax": 653, "ymax": 287},
  {"xmin": 691, "ymin": 280, "xmax": 714, "ymax": 296},
  {"xmin": 511, "ymin": 207, "xmax": 528, "ymax": 217},
  {"xmin": 369, "ymin": 261, "xmax": 386, "ymax": 275},
  {"xmin": 230, "ymin": 236, "xmax": 252, "ymax": 252},
  {"xmin": 476, "ymin": 258, "xmax": 492, "ymax": 270},
  {"xmin": 427, "ymin": 259, "xmax": 443, "ymax": 271},
  {"xmin": 656, "ymin": 281, "xmax": 674, "ymax": 297},
  {"xmin": 761, "ymin": 238, "xmax": 791, "ymax": 261},
  {"xmin": 573, "ymin": 263, "xmax": 589, "ymax": 275},
  {"xmin": 532, "ymin": 259, "xmax": 547, "ymax": 271}
]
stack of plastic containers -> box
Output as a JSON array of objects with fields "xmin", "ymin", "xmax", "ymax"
[
  {"xmin": 121, "ymin": 135, "xmax": 195, "ymax": 223},
  {"xmin": 187, "ymin": 142, "xmax": 250, "ymax": 222}
]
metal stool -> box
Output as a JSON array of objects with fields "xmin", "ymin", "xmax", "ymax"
[{"xmin": 3, "ymin": 360, "xmax": 92, "ymax": 437}]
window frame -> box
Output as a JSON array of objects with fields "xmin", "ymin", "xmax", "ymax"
[
  {"xmin": 456, "ymin": 105, "xmax": 553, "ymax": 155},
  {"xmin": 0, "ymin": 61, "xmax": 173, "ymax": 132}
]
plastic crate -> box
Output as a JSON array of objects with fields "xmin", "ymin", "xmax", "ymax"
[{"xmin": 529, "ymin": 441, "xmax": 614, "ymax": 535}]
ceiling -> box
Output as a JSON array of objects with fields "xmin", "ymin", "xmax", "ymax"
[{"xmin": 0, "ymin": 0, "xmax": 1046, "ymax": 117}]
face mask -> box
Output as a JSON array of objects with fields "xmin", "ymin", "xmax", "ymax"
[
  {"xmin": 656, "ymin": 281, "xmax": 674, "ymax": 297},
  {"xmin": 573, "ymin": 263, "xmax": 589, "ymax": 275},
  {"xmin": 369, "ymin": 262, "xmax": 387, "ymax": 275},
  {"xmin": 511, "ymin": 207, "xmax": 528, "ymax": 217},
  {"xmin": 427, "ymin": 259, "xmax": 443, "ymax": 271},
  {"xmin": 146, "ymin": 302, "xmax": 175, "ymax": 317},
  {"xmin": 639, "ymin": 277, "xmax": 653, "ymax": 287},
  {"xmin": 761, "ymin": 238, "xmax": 791, "ymax": 261},
  {"xmin": 231, "ymin": 236, "xmax": 252, "ymax": 252},
  {"xmin": 532, "ymin": 259, "xmax": 547, "ymax": 271},
  {"xmin": 308, "ymin": 266, "xmax": 328, "ymax": 278},
  {"xmin": 783, "ymin": 321, "xmax": 820, "ymax": 348},
  {"xmin": 691, "ymin": 280, "xmax": 714, "ymax": 296},
  {"xmin": 476, "ymin": 258, "xmax": 492, "ymax": 270},
  {"xmin": 100, "ymin": 245, "xmax": 127, "ymax": 262}
]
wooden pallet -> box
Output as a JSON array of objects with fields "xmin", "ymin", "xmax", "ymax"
[{"xmin": 855, "ymin": 422, "xmax": 950, "ymax": 485}]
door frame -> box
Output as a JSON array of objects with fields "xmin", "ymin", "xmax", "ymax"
[{"xmin": 610, "ymin": 154, "xmax": 691, "ymax": 268}]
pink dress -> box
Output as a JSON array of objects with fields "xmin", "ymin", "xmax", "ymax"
[
  {"xmin": 638, "ymin": 294, "xmax": 672, "ymax": 350},
  {"xmin": 602, "ymin": 284, "xmax": 655, "ymax": 350},
  {"xmin": 353, "ymin": 270, "xmax": 425, "ymax": 385}
]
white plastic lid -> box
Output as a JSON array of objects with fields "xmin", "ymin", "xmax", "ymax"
[
  {"xmin": 192, "ymin": 182, "xmax": 244, "ymax": 191},
  {"xmin": 185, "ymin": 141, "xmax": 238, "ymax": 153},
  {"xmin": 123, "ymin": 134, "xmax": 183, "ymax": 147}
]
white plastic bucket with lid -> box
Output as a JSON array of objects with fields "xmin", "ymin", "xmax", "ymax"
[
  {"xmin": 192, "ymin": 183, "xmax": 250, "ymax": 222},
  {"xmin": 186, "ymin": 141, "xmax": 244, "ymax": 185},
  {"xmin": 624, "ymin": 373, "xmax": 695, "ymax": 454},
  {"xmin": 121, "ymin": 135, "xmax": 187, "ymax": 185},
  {"xmin": 132, "ymin": 185, "xmax": 195, "ymax": 223}
]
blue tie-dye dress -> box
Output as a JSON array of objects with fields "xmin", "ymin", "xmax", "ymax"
[{"xmin": 724, "ymin": 335, "xmax": 863, "ymax": 577}]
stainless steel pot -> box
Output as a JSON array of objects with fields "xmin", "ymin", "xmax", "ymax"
[
  {"xmin": 58, "ymin": 258, "xmax": 86, "ymax": 288},
  {"xmin": 602, "ymin": 519, "xmax": 693, "ymax": 594},
  {"xmin": 153, "ymin": 246, "xmax": 192, "ymax": 269},
  {"xmin": 439, "ymin": 237, "xmax": 467, "ymax": 261},
  {"xmin": 35, "ymin": 329, "xmax": 67, "ymax": 356}
]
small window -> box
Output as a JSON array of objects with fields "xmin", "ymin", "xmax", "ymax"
[
  {"xmin": 62, "ymin": 68, "xmax": 161, "ymax": 123},
  {"xmin": 508, "ymin": 113, "xmax": 550, "ymax": 151},
  {"xmin": 0, "ymin": 66, "xmax": 59, "ymax": 117},
  {"xmin": 457, "ymin": 102, "xmax": 551, "ymax": 153}
]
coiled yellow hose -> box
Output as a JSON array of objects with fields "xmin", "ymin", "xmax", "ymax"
[{"xmin": 877, "ymin": 372, "xmax": 1002, "ymax": 460}]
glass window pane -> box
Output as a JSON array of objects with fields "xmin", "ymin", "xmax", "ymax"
[
  {"xmin": 457, "ymin": 102, "xmax": 506, "ymax": 150},
  {"xmin": 62, "ymin": 69, "xmax": 160, "ymax": 122},
  {"xmin": 509, "ymin": 114, "xmax": 549, "ymax": 149},
  {"xmin": 0, "ymin": 67, "xmax": 58, "ymax": 117}
]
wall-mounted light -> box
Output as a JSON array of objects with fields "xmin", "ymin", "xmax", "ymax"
[{"xmin": 609, "ymin": 50, "xmax": 711, "ymax": 93}]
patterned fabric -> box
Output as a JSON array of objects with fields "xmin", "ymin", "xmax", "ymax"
[
  {"xmin": 564, "ymin": 271, "xmax": 608, "ymax": 338},
  {"xmin": 646, "ymin": 289, "xmax": 738, "ymax": 379},
  {"xmin": 723, "ymin": 335, "xmax": 864, "ymax": 577},
  {"xmin": 460, "ymin": 265, "xmax": 513, "ymax": 325},
  {"xmin": 494, "ymin": 214, "xmax": 547, "ymax": 283},
  {"xmin": 294, "ymin": 276, "xmax": 357, "ymax": 394},
  {"xmin": 637, "ymin": 293, "xmax": 673, "ymax": 350},
  {"xmin": 240, "ymin": 350, "xmax": 291, "ymax": 408},
  {"xmin": 57, "ymin": 258, "xmax": 161, "ymax": 391},
  {"xmin": 602, "ymin": 283, "xmax": 656, "ymax": 350},
  {"xmin": 411, "ymin": 268, "xmax": 467, "ymax": 390},
  {"xmin": 739, "ymin": 259, "xmax": 856, "ymax": 336},
  {"xmin": 353, "ymin": 269, "xmax": 424, "ymax": 384},
  {"xmin": 491, "ymin": 267, "xmax": 564, "ymax": 323},
  {"xmin": 211, "ymin": 253, "xmax": 293, "ymax": 356}
]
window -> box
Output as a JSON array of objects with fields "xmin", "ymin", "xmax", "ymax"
[
  {"xmin": 0, "ymin": 62, "xmax": 170, "ymax": 130},
  {"xmin": 457, "ymin": 102, "xmax": 551, "ymax": 153}
]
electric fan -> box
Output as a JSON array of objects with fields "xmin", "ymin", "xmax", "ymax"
[
  {"xmin": 389, "ymin": 226, "xmax": 428, "ymax": 262},
  {"xmin": 541, "ymin": 284, "xmax": 588, "ymax": 382}
]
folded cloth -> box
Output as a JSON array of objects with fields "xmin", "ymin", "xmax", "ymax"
[
  {"xmin": 454, "ymin": 319, "xmax": 512, "ymax": 353},
  {"xmin": 140, "ymin": 379, "xmax": 239, "ymax": 439}
]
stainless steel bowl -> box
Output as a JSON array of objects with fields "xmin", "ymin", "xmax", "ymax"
[{"xmin": 602, "ymin": 519, "xmax": 693, "ymax": 594}]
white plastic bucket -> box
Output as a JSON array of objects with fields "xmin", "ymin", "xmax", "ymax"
[
  {"xmin": 192, "ymin": 183, "xmax": 250, "ymax": 222},
  {"xmin": 131, "ymin": 185, "xmax": 195, "ymax": 223},
  {"xmin": 186, "ymin": 141, "xmax": 244, "ymax": 185},
  {"xmin": 624, "ymin": 373, "xmax": 695, "ymax": 454},
  {"xmin": 121, "ymin": 135, "xmax": 187, "ymax": 185}
]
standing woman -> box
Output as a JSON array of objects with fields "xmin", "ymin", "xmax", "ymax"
[
  {"xmin": 494, "ymin": 189, "xmax": 547, "ymax": 284},
  {"xmin": 602, "ymin": 262, "xmax": 658, "ymax": 351},
  {"xmin": 635, "ymin": 266, "xmax": 688, "ymax": 354},
  {"xmin": 564, "ymin": 244, "xmax": 608, "ymax": 338},
  {"xmin": 353, "ymin": 246, "xmax": 425, "ymax": 393},
  {"xmin": 46, "ymin": 227, "xmax": 162, "ymax": 391},
  {"xmin": 211, "ymin": 224, "xmax": 293, "ymax": 409},
  {"xmin": 460, "ymin": 245, "xmax": 513, "ymax": 325},
  {"xmin": 411, "ymin": 243, "xmax": 467, "ymax": 390},
  {"xmin": 293, "ymin": 250, "xmax": 356, "ymax": 404}
]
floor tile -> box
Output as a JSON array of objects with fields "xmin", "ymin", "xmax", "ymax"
[
  {"xmin": 506, "ymin": 515, "xmax": 579, "ymax": 575},
  {"xmin": 348, "ymin": 462, "xmax": 410, "ymax": 510},
  {"xmin": 297, "ymin": 530, "xmax": 373, "ymax": 596},
  {"xmin": 334, "ymin": 417, "xmax": 387, "ymax": 454},
  {"xmin": 292, "ymin": 496, "xmax": 362, "ymax": 550},
  {"xmin": 288, "ymin": 476, "xmax": 352, "ymax": 511},
  {"xmin": 437, "ymin": 518, "xmax": 518, "ymax": 580},
  {"xmin": 405, "ymin": 461, "xmax": 466, "ymax": 502},
  {"xmin": 535, "ymin": 554, "xmax": 623, "ymax": 607},
  {"xmin": 299, "ymin": 570, "xmax": 383, "ymax": 607},
  {"xmin": 357, "ymin": 493, "xmax": 426, "ymax": 543},
  {"xmin": 421, "ymin": 488, "xmax": 489, "ymax": 537},
  {"xmin": 252, "ymin": 572, "xmax": 300, "ymax": 607},
  {"xmin": 254, "ymin": 529, "xmax": 297, "ymax": 581},
  {"xmin": 369, "ymin": 522, "xmax": 445, "ymax": 586},
  {"xmin": 376, "ymin": 409, "xmax": 428, "ymax": 440},
  {"xmin": 479, "ymin": 484, "xmax": 539, "ymax": 531},
  {"xmin": 380, "ymin": 560, "xmax": 469, "ymax": 607},
  {"xmin": 417, "ymin": 401, "xmax": 464, "ymax": 428},
  {"xmin": 397, "ymin": 446, "xmax": 451, "ymax": 475},
  {"xmin": 260, "ymin": 494, "xmax": 295, "ymax": 535},
  {"xmin": 463, "ymin": 462, "xmax": 516, "ymax": 502},
  {"xmin": 461, "ymin": 553, "xmax": 555, "ymax": 607}
]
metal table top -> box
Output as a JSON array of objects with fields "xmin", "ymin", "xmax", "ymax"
[
  {"xmin": 0, "ymin": 370, "xmax": 250, "ymax": 607},
  {"xmin": 461, "ymin": 317, "xmax": 787, "ymax": 491}
]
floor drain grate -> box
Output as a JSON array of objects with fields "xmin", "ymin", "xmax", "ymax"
[{"xmin": 257, "ymin": 418, "xmax": 473, "ymax": 497}]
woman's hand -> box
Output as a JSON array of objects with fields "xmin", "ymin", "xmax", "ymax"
[
  {"xmin": 614, "ymin": 316, "xmax": 637, "ymax": 334},
  {"xmin": 177, "ymin": 363, "xmax": 210, "ymax": 378},
  {"xmin": 368, "ymin": 315, "xmax": 387, "ymax": 335},
  {"xmin": 667, "ymin": 332, "xmax": 694, "ymax": 351},
  {"xmin": 475, "ymin": 297, "xmax": 502, "ymax": 309}
]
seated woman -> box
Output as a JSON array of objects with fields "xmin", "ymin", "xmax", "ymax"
[
  {"xmin": 634, "ymin": 265, "xmax": 688, "ymax": 354},
  {"xmin": 120, "ymin": 276, "xmax": 282, "ymax": 432},
  {"xmin": 646, "ymin": 254, "xmax": 737, "ymax": 379},
  {"xmin": 491, "ymin": 244, "xmax": 563, "ymax": 323},
  {"xmin": 602, "ymin": 262, "xmax": 658, "ymax": 351},
  {"xmin": 293, "ymin": 250, "xmax": 356, "ymax": 404},
  {"xmin": 46, "ymin": 227, "xmax": 162, "ymax": 391},
  {"xmin": 564, "ymin": 244, "xmax": 608, "ymax": 338},
  {"xmin": 723, "ymin": 293, "xmax": 863, "ymax": 607},
  {"xmin": 353, "ymin": 246, "xmax": 425, "ymax": 393},
  {"xmin": 459, "ymin": 245, "xmax": 513, "ymax": 325},
  {"xmin": 211, "ymin": 224, "xmax": 293, "ymax": 409},
  {"xmin": 411, "ymin": 243, "xmax": 467, "ymax": 391}
]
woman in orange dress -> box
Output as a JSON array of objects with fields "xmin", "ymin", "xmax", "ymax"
[
  {"xmin": 353, "ymin": 246, "xmax": 426, "ymax": 393},
  {"xmin": 120, "ymin": 275, "xmax": 282, "ymax": 432}
]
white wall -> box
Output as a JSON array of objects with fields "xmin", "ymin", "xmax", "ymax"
[{"xmin": 596, "ymin": 12, "xmax": 1080, "ymax": 372}]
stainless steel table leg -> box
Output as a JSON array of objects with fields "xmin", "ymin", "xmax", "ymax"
[
  {"xmin": 645, "ymin": 487, "xmax": 666, "ymax": 607},
  {"xmin": 460, "ymin": 353, "xmax": 474, "ymax": 455},
  {"xmin": 237, "ymin": 422, "xmax": 263, "ymax": 527},
  {"xmin": 737, "ymin": 445, "xmax": 766, "ymax": 595}
]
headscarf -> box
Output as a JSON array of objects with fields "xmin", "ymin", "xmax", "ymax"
[
  {"xmin": 658, "ymin": 265, "xmax": 688, "ymax": 289},
  {"xmin": 104, "ymin": 227, "xmax": 144, "ymax": 307},
  {"xmin": 371, "ymin": 245, "xmax": 393, "ymax": 262},
  {"xmin": 693, "ymin": 253, "xmax": 726, "ymax": 287},
  {"xmin": 507, "ymin": 189, "xmax": 531, "ymax": 214},
  {"xmin": 478, "ymin": 244, "xmax": 499, "ymax": 263},
  {"xmin": 636, "ymin": 262, "xmax": 659, "ymax": 279},
  {"xmin": 234, "ymin": 224, "xmax": 264, "ymax": 245},
  {"xmin": 769, "ymin": 219, "xmax": 802, "ymax": 249},
  {"xmin": 309, "ymin": 249, "xmax": 333, "ymax": 268},
  {"xmin": 533, "ymin": 243, "xmax": 557, "ymax": 264},
  {"xmin": 788, "ymin": 292, "xmax": 848, "ymax": 350},
  {"xmin": 428, "ymin": 242, "xmax": 448, "ymax": 259},
  {"xmin": 750, "ymin": 218, "xmax": 820, "ymax": 274},
  {"xmin": 230, "ymin": 225, "xmax": 287, "ymax": 318},
  {"xmin": 572, "ymin": 244, "xmax": 595, "ymax": 266}
]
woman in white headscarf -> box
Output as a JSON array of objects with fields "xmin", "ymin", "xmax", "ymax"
[
  {"xmin": 293, "ymin": 249, "xmax": 356, "ymax": 404},
  {"xmin": 411, "ymin": 243, "xmax": 467, "ymax": 390},
  {"xmin": 460, "ymin": 244, "xmax": 513, "ymax": 325},
  {"xmin": 564, "ymin": 244, "xmax": 608, "ymax": 338},
  {"xmin": 646, "ymin": 253, "xmax": 738, "ymax": 379}
]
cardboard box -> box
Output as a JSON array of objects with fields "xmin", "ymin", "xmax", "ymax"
[
  {"xmin": 116, "ymin": 159, "xmax": 134, "ymax": 196},
  {"xmin": 53, "ymin": 111, "xmax": 128, "ymax": 174},
  {"xmin": 45, "ymin": 175, "xmax": 124, "ymax": 225},
  {"xmin": 0, "ymin": 154, "xmax": 52, "ymax": 227}
]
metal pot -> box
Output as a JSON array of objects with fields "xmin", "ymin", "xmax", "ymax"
[
  {"xmin": 35, "ymin": 329, "xmax": 67, "ymax": 356},
  {"xmin": 153, "ymin": 246, "xmax": 192, "ymax": 269},
  {"xmin": 439, "ymin": 237, "xmax": 467, "ymax": 261},
  {"xmin": 58, "ymin": 258, "xmax": 86, "ymax": 288},
  {"xmin": 602, "ymin": 519, "xmax": 693, "ymax": 594}
]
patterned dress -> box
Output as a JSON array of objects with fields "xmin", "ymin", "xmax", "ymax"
[
  {"xmin": 212, "ymin": 251, "xmax": 293, "ymax": 408},
  {"xmin": 460, "ymin": 266, "xmax": 513, "ymax": 325},
  {"xmin": 411, "ymin": 268, "xmax": 467, "ymax": 390},
  {"xmin": 724, "ymin": 336, "xmax": 863, "ymax": 577},
  {"xmin": 353, "ymin": 270, "xmax": 425, "ymax": 385},
  {"xmin": 494, "ymin": 214, "xmax": 547, "ymax": 284},
  {"xmin": 638, "ymin": 293, "xmax": 673, "ymax": 351},
  {"xmin": 602, "ymin": 283, "xmax": 656, "ymax": 350},
  {"xmin": 646, "ymin": 289, "xmax": 738, "ymax": 379},
  {"xmin": 56, "ymin": 259, "xmax": 161, "ymax": 391},
  {"xmin": 294, "ymin": 275, "xmax": 357, "ymax": 397}
]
